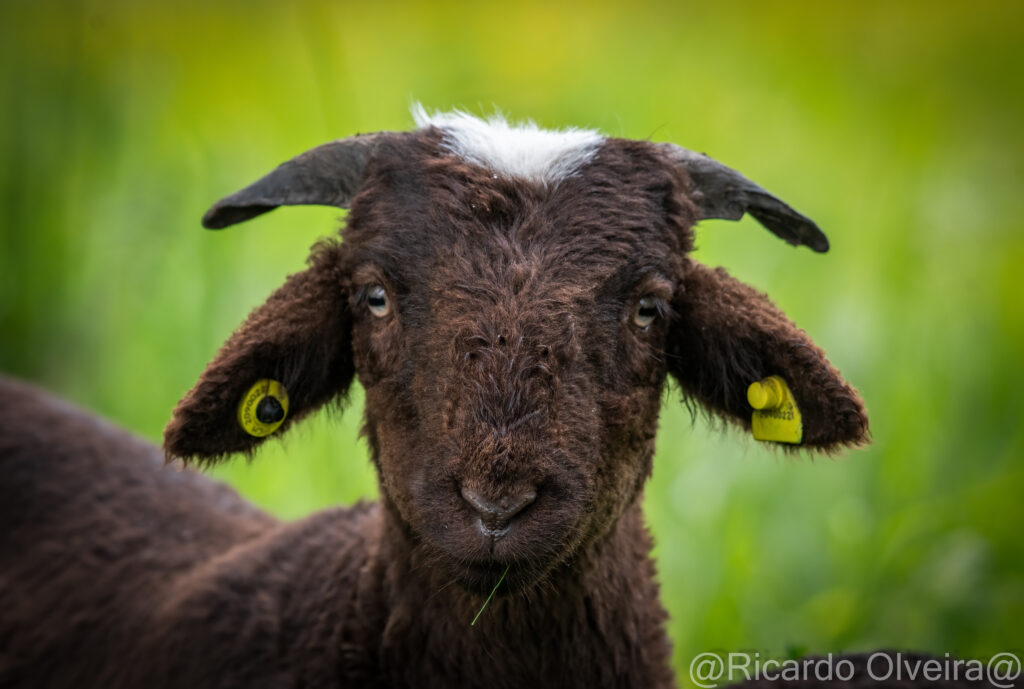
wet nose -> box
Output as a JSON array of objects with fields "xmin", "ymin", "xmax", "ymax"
[{"xmin": 460, "ymin": 486, "xmax": 537, "ymax": 536}]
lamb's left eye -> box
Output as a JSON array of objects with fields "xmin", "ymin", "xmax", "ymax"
[
  {"xmin": 366, "ymin": 285, "xmax": 390, "ymax": 317},
  {"xmin": 632, "ymin": 296, "xmax": 660, "ymax": 328}
]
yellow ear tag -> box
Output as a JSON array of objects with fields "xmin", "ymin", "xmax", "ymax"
[
  {"xmin": 747, "ymin": 375, "xmax": 803, "ymax": 444},
  {"xmin": 237, "ymin": 379, "xmax": 289, "ymax": 438}
]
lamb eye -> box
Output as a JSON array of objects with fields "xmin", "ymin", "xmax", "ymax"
[
  {"xmin": 366, "ymin": 285, "xmax": 390, "ymax": 317},
  {"xmin": 632, "ymin": 296, "xmax": 660, "ymax": 328}
]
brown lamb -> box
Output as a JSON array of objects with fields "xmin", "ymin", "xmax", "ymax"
[{"xmin": 1, "ymin": 108, "xmax": 881, "ymax": 688}]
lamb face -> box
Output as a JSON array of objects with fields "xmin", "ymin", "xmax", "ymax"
[
  {"xmin": 164, "ymin": 108, "xmax": 868, "ymax": 597},
  {"xmin": 338, "ymin": 130, "xmax": 695, "ymax": 593}
]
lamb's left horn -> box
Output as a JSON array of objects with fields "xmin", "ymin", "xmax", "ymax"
[{"xmin": 659, "ymin": 143, "xmax": 829, "ymax": 252}]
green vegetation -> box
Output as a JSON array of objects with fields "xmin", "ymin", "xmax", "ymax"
[
  {"xmin": 2, "ymin": 0, "xmax": 1022, "ymax": 681},
  {"xmin": 471, "ymin": 565, "xmax": 510, "ymax": 627}
]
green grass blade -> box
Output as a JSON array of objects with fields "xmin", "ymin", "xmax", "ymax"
[{"xmin": 470, "ymin": 565, "xmax": 509, "ymax": 626}]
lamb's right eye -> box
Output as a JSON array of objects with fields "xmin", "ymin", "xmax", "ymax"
[{"xmin": 366, "ymin": 285, "xmax": 390, "ymax": 318}]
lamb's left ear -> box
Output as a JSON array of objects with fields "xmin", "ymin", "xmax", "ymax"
[
  {"xmin": 668, "ymin": 259, "xmax": 869, "ymax": 451},
  {"xmin": 164, "ymin": 244, "xmax": 352, "ymax": 463}
]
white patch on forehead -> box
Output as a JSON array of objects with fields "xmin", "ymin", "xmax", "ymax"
[{"xmin": 412, "ymin": 103, "xmax": 603, "ymax": 185}]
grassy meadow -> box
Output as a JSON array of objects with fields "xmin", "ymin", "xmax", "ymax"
[{"xmin": 2, "ymin": 0, "xmax": 1022, "ymax": 681}]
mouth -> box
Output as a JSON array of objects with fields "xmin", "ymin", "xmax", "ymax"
[
  {"xmin": 456, "ymin": 558, "xmax": 541, "ymax": 597},
  {"xmin": 416, "ymin": 478, "xmax": 585, "ymax": 594},
  {"xmin": 443, "ymin": 524, "xmax": 571, "ymax": 596},
  {"xmin": 435, "ymin": 518, "xmax": 555, "ymax": 595},
  {"xmin": 460, "ymin": 559, "xmax": 511, "ymax": 593}
]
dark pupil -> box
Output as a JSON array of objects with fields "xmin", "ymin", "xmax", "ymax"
[
  {"xmin": 256, "ymin": 396, "xmax": 285, "ymax": 424},
  {"xmin": 639, "ymin": 305, "xmax": 658, "ymax": 318},
  {"xmin": 368, "ymin": 294, "xmax": 386, "ymax": 307}
]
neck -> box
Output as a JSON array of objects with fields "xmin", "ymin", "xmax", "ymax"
[{"xmin": 355, "ymin": 499, "xmax": 676, "ymax": 689}]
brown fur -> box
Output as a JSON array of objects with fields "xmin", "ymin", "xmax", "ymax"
[
  {"xmin": 3, "ymin": 127, "xmax": 872, "ymax": 687},
  {"xmin": 0, "ymin": 377, "xmax": 671, "ymax": 688}
]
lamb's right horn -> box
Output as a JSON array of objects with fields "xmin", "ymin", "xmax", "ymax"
[{"xmin": 202, "ymin": 132, "xmax": 392, "ymax": 230}]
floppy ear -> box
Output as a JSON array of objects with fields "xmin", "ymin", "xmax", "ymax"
[
  {"xmin": 164, "ymin": 244, "xmax": 352, "ymax": 462},
  {"xmin": 165, "ymin": 133, "xmax": 394, "ymax": 461},
  {"xmin": 668, "ymin": 259, "xmax": 869, "ymax": 451}
]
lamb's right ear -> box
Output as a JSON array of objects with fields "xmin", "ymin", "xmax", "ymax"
[
  {"xmin": 164, "ymin": 133, "xmax": 392, "ymax": 461},
  {"xmin": 164, "ymin": 245, "xmax": 351, "ymax": 462}
]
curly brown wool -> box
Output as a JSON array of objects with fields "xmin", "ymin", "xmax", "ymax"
[{"xmin": 0, "ymin": 112, "xmax": 878, "ymax": 689}]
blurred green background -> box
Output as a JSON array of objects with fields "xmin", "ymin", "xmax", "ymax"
[{"xmin": 2, "ymin": 0, "xmax": 1022, "ymax": 682}]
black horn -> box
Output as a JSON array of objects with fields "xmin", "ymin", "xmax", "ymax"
[
  {"xmin": 659, "ymin": 143, "xmax": 829, "ymax": 252},
  {"xmin": 202, "ymin": 132, "xmax": 389, "ymax": 230}
]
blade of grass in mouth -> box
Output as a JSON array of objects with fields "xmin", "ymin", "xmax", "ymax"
[{"xmin": 470, "ymin": 565, "xmax": 510, "ymax": 626}]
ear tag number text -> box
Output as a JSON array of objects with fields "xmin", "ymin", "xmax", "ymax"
[
  {"xmin": 237, "ymin": 379, "xmax": 290, "ymax": 437},
  {"xmin": 748, "ymin": 375, "xmax": 803, "ymax": 444}
]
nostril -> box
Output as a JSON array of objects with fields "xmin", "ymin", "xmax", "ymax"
[{"xmin": 460, "ymin": 486, "xmax": 537, "ymax": 532}]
